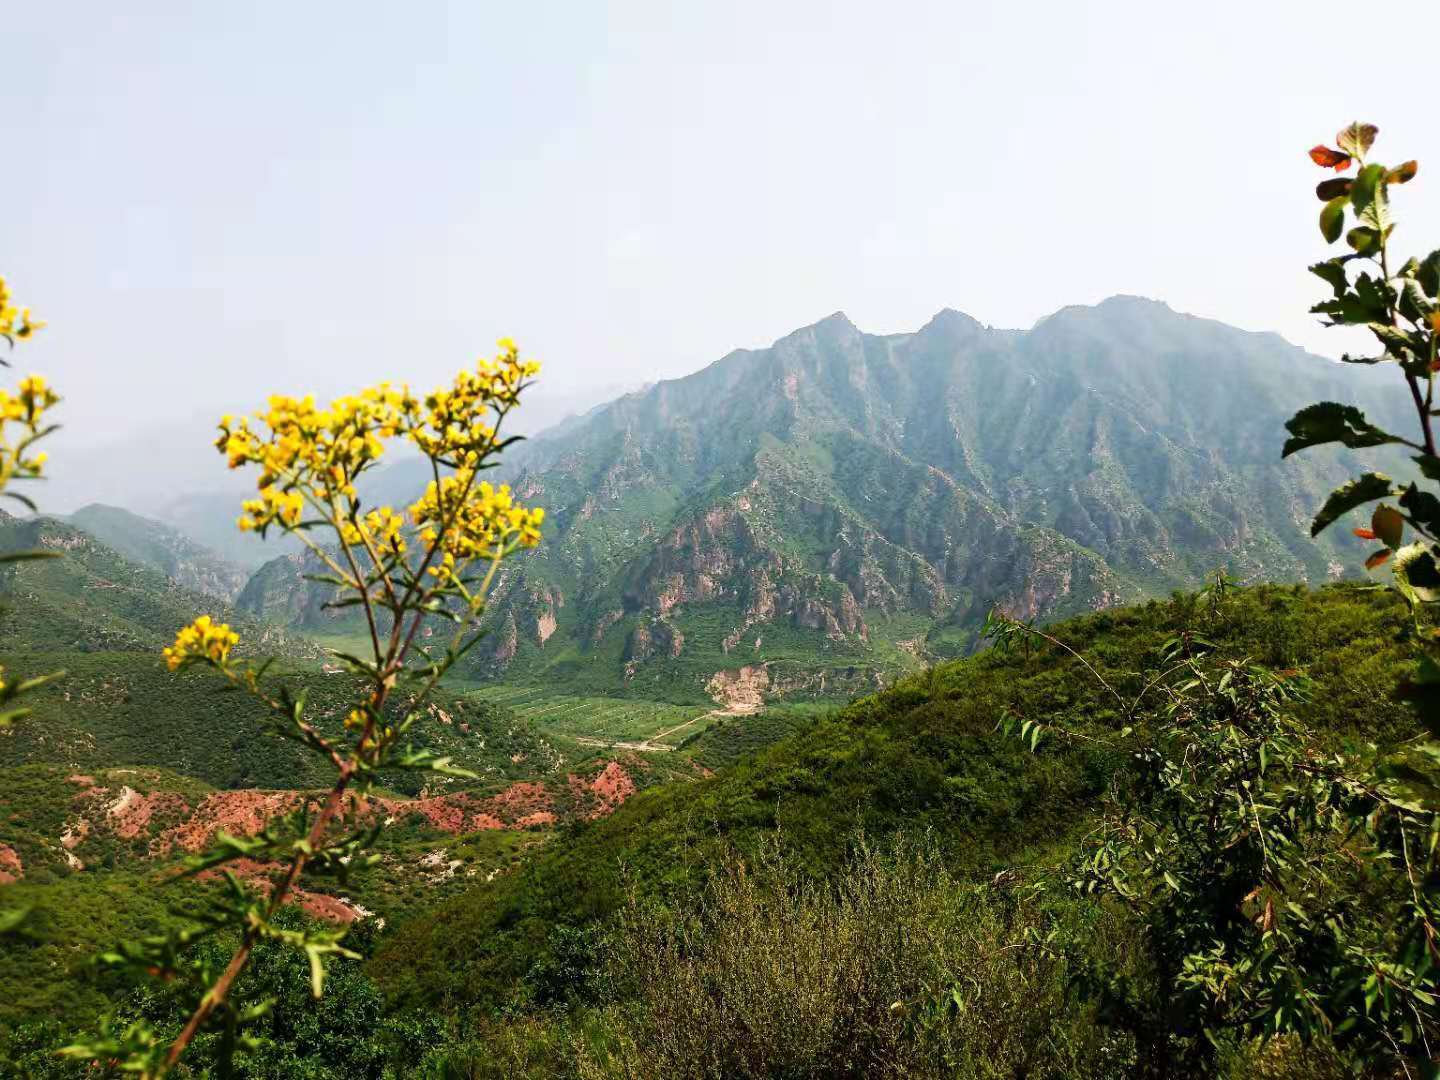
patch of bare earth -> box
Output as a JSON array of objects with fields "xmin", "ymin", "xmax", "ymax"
[
  {"xmin": 196, "ymin": 857, "xmax": 368, "ymax": 924},
  {"xmin": 158, "ymin": 791, "xmax": 308, "ymax": 854},
  {"xmin": 0, "ymin": 842, "xmax": 22, "ymax": 884},
  {"xmin": 568, "ymin": 761, "xmax": 636, "ymax": 820},
  {"xmin": 706, "ymin": 665, "xmax": 769, "ymax": 713}
]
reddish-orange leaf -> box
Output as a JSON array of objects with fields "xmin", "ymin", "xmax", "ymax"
[
  {"xmin": 1353, "ymin": 527, "xmax": 1378, "ymax": 540},
  {"xmin": 1373, "ymin": 505, "xmax": 1405, "ymax": 548},
  {"xmin": 1389, "ymin": 160, "xmax": 1419, "ymax": 184},
  {"xmin": 1310, "ymin": 145, "xmax": 1353, "ymax": 171},
  {"xmin": 1365, "ymin": 549, "xmax": 1392, "ymax": 570}
]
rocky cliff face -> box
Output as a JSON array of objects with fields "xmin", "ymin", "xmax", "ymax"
[
  {"xmin": 231, "ymin": 298, "xmax": 1402, "ymax": 702},
  {"xmin": 234, "ymin": 548, "xmax": 345, "ymax": 628},
  {"xmin": 66, "ymin": 504, "xmax": 248, "ymax": 601}
]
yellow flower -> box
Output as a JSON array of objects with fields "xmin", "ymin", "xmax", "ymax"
[
  {"xmin": 213, "ymin": 343, "xmax": 545, "ymax": 585},
  {"xmin": 0, "ymin": 278, "xmax": 42, "ymax": 340},
  {"xmin": 163, "ymin": 615, "xmax": 240, "ymax": 671},
  {"xmin": 13, "ymin": 310, "xmax": 45, "ymax": 339}
]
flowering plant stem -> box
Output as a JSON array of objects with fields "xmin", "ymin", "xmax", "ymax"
[{"xmin": 64, "ymin": 340, "xmax": 546, "ymax": 1078}]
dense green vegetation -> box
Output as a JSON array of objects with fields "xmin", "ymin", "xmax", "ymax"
[
  {"xmin": 373, "ymin": 584, "xmax": 1416, "ymax": 1014},
  {"xmin": 0, "ymin": 651, "xmax": 555, "ymax": 792},
  {"xmin": 0, "ymin": 515, "xmax": 275, "ymax": 657},
  {"xmin": 1, "ymin": 580, "xmax": 1430, "ymax": 1075}
]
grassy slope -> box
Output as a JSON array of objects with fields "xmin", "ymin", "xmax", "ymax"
[
  {"xmin": 0, "ymin": 651, "xmax": 559, "ymax": 793},
  {"xmin": 372, "ymin": 583, "xmax": 1419, "ymax": 1012}
]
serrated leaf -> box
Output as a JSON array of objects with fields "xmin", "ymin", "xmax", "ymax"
[
  {"xmin": 1336, "ymin": 122, "xmax": 1378, "ymax": 158},
  {"xmin": 1368, "ymin": 321, "xmax": 1420, "ymax": 360},
  {"xmin": 1309, "ymin": 257, "xmax": 1352, "ymax": 297},
  {"xmin": 1284, "ymin": 405, "xmax": 1400, "ymax": 459},
  {"xmin": 1307, "ymin": 473, "xmax": 1394, "ymax": 536},
  {"xmin": 1399, "ymin": 278, "xmax": 1436, "ymax": 324}
]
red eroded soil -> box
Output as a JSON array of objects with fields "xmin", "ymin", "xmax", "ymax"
[
  {"xmin": 49, "ymin": 758, "xmax": 646, "ymax": 881},
  {"xmin": 158, "ymin": 791, "xmax": 308, "ymax": 853},
  {"xmin": 195, "ymin": 857, "xmax": 366, "ymax": 924},
  {"xmin": 0, "ymin": 842, "xmax": 22, "ymax": 884},
  {"xmin": 93, "ymin": 787, "xmax": 191, "ymax": 841},
  {"xmin": 568, "ymin": 761, "xmax": 636, "ymax": 820},
  {"xmin": 375, "ymin": 778, "xmax": 562, "ymax": 832}
]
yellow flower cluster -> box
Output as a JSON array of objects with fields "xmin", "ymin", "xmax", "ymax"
[
  {"xmin": 340, "ymin": 506, "xmax": 408, "ymax": 554},
  {"xmin": 163, "ymin": 615, "xmax": 240, "ymax": 671},
  {"xmin": 218, "ymin": 341, "xmax": 541, "ymax": 536},
  {"xmin": 0, "ymin": 276, "xmax": 45, "ymax": 341},
  {"xmin": 220, "ymin": 387, "xmax": 407, "ymax": 518},
  {"xmin": 0, "ymin": 374, "xmax": 59, "ymax": 482},
  {"xmin": 410, "ymin": 339, "xmax": 541, "ymax": 464},
  {"xmin": 238, "ymin": 486, "xmax": 305, "ymax": 532},
  {"xmin": 410, "ymin": 472, "xmax": 545, "ymax": 579}
]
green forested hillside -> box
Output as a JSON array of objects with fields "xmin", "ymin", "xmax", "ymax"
[
  {"xmin": 0, "ymin": 652, "xmax": 557, "ymax": 791},
  {"xmin": 373, "ymin": 583, "xmax": 1416, "ymax": 1012},
  {"xmin": 63, "ymin": 504, "xmax": 248, "ymax": 602},
  {"xmin": 0, "ymin": 513, "xmax": 310, "ymax": 658}
]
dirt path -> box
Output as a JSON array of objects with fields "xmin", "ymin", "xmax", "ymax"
[{"xmin": 574, "ymin": 702, "xmax": 762, "ymax": 754}]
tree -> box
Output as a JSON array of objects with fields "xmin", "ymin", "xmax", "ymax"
[
  {"xmin": 982, "ymin": 130, "xmax": 1440, "ymax": 1072},
  {"xmin": 62, "ymin": 342, "xmax": 545, "ymax": 1077}
]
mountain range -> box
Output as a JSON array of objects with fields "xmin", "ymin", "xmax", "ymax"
[{"xmin": 224, "ymin": 296, "xmax": 1407, "ymax": 704}]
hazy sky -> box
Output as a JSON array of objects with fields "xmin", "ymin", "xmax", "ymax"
[{"xmin": 7, "ymin": 1, "xmax": 1440, "ymax": 481}]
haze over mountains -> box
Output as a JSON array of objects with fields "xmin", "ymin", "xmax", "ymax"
[{"xmin": 217, "ymin": 296, "xmax": 1405, "ymax": 703}]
